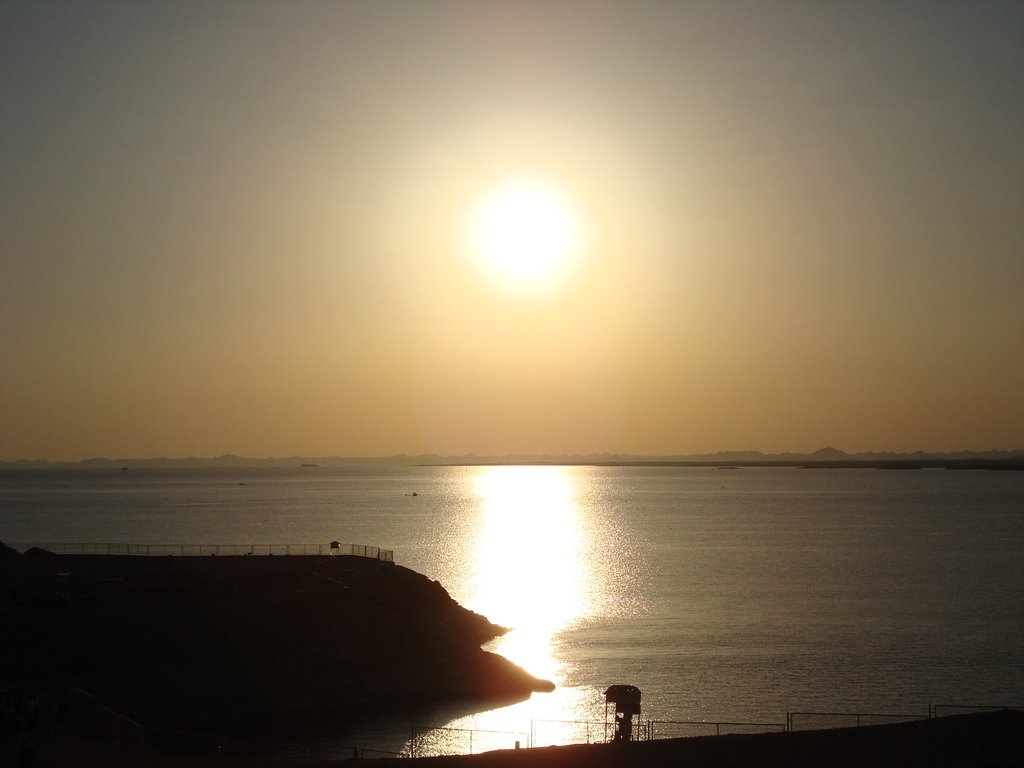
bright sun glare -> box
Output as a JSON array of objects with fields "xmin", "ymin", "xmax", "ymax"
[
  {"xmin": 469, "ymin": 179, "xmax": 582, "ymax": 292},
  {"xmin": 469, "ymin": 466, "xmax": 588, "ymax": 684}
]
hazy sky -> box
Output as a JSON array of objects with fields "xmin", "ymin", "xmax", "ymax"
[{"xmin": 2, "ymin": 2, "xmax": 1022, "ymax": 460}]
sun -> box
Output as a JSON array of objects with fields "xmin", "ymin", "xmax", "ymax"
[{"xmin": 468, "ymin": 179, "xmax": 582, "ymax": 293}]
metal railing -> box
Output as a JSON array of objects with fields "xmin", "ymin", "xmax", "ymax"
[
  {"xmin": 7, "ymin": 681, "xmax": 1020, "ymax": 761},
  {"xmin": 929, "ymin": 703, "xmax": 1024, "ymax": 719},
  {"xmin": 651, "ymin": 718, "xmax": 786, "ymax": 738},
  {"xmin": 530, "ymin": 718, "xmax": 611, "ymax": 746},
  {"xmin": 410, "ymin": 725, "xmax": 530, "ymax": 757},
  {"xmin": 350, "ymin": 544, "xmax": 395, "ymax": 562},
  {"xmin": 785, "ymin": 704, "xmax": 1024, "ymax": 732},
  {"xmin": 10, "ymin": 541, "xmax": 394, "ymax": 561},
  {"xmin": 786, "ymin": 710, "xmax": 928, "ymax": 731}
]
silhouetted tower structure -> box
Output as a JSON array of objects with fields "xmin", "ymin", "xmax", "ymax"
[{"xmin": 604, "ymin": 685, "xmax": 642, "ymax": 742}]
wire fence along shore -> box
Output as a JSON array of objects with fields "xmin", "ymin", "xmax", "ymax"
[
  {"xmin": 408, "ymin": 704, "xmax": 1022, "ymax": 758},
  {"xmin": 4, "ymin": 682, "xmax": 1019, "ymax": 762},
  {"xmin": 8, "ymin": 541, "xmax": 394, "ymax": 561},
  {"xmin": 3, "ymin": 548, "xmax": 1020, "ymax": 757}
]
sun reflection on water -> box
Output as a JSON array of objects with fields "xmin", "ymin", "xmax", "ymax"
[
  {"xmin": 428, "ymin": 465, "xmax": 615, "ymax": 751},
  {"xmin": 466, "ymin": 465, "xmax": 591, "ymax": 682}
]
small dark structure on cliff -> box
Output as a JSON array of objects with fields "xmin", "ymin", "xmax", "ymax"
[{"xmin": 604, "ymin": 684, "xmax": 642, "ymax": 742}]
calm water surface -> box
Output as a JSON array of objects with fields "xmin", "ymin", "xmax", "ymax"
[{"xmin": 3, "ymin": 465, "xmax": 1023, "ymax": 753}]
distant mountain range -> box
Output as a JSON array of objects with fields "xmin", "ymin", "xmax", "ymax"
[{"xmin": 2, "ymin": 446, "xmax": 1023, "ymax": 469}]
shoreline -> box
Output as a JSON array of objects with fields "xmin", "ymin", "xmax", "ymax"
[
  {"xmin": 1, "ymin": 553, "xmax": 553, "ymax": 742},
  {"xmin": 4, "ymin": 550, "xmax": 1021, "ymax": 765},
  {"xmin": 3, "ymin": 710, "xmax": 1020, "ymax": 766}
]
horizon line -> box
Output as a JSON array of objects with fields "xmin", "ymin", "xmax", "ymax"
[{"xmin": 4, "ymin": 446, "xmax": 1024, "ymax": 466}]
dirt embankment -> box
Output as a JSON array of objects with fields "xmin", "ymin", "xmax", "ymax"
[{"xmin": 1, "ymin": 553, "xmax": 553, "ymax": 739}]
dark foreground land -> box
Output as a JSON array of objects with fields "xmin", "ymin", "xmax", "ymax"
[
  {"xmin": 1, "ymin": 552, "xmax": 552, "ymax": 740},
  {"xmin": 3, "ymin": 710, "xmax": 1021, "ymax": 767},
  {"xmin": 3, "ymin": 552, "xmax": 1021, "ymax": 767}
]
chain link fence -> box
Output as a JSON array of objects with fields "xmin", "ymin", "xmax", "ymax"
[{"xmin": 8, "ymin": 542, "xmax": 394, "ymax": 561}]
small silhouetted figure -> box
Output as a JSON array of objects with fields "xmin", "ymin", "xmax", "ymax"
[
  {"xmin": 330, "ymin": 541, "xmax": 341, "ymax": 556},
  {"xmin": 18, "ymin": 739, "xmax": 34, "ymax": 768}
]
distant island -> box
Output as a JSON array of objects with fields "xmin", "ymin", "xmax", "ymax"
[{"xmin": 2, "ymin": 446, "xmax": 1022, "ymax": 470}]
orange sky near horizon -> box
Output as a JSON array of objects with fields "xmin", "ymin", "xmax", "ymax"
[{"xmin": 2, "ymin": 2, "xmax": 1022, "ymax": 461}]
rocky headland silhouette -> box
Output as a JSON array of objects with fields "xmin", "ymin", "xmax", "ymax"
[{"xmin": 1, "ymin": 548, "xmax": 553, "ymax": 740}]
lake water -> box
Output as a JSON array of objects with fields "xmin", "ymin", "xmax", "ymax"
[{"xmin": 3, "ymin": 465, "xmax": 1023, "ymax": 755}]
